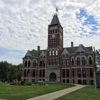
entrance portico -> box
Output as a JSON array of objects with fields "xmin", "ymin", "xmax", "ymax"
[{"xmin": 50, "ymin": 72, "xmax": 56, "ymax": 82}]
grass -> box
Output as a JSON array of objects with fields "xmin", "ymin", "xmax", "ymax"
[
  {"xmin": 55, "ymin": 85, "xmax": 100, "ymax": 100},
  {"xmin": 0, "ymin": 83, "xmax": 74, "ymax": 100}
]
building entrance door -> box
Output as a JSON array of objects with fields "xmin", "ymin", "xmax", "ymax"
[{"xmin": 50, "ymin": 73, "xmax": 56, "ymax": 82}]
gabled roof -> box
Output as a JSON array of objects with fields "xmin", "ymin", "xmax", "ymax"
[
  {"xmin": 39, "ymin": 50, "xmax": 46, "ymax": 57},
  {"xmin": 25, "ymin": 50, "xmax": 32, "ymax": 57},
  {"xmin": 75, "ymin": 44, "xmax": 90, "ymax": 53},
  {"xmin": 50, "ymin": 14, "xmax": 61, "ymax": 25},
  {"xmin": 61, "ymin": 48, "xmax": 70, "ymax": 55}
]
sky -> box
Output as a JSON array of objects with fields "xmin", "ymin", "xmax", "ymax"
[{"xmin": 0, "ymin": 0, "xmax": 100, "ymax": 65}]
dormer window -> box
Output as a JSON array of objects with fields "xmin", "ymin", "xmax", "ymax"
[
  {"xmin": 66, "ymin": 54, "xmax": 68, "ymax": 57},
  {"xmin": 63, "ymin": 54, "xmax": 65, "ymax": 58}
]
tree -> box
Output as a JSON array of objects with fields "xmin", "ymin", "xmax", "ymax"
[{"xmin": 0, "ymin": 61, "xmax": 22, "ymax": 82}]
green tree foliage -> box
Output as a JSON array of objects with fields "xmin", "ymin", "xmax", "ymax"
[{"xmin": 0, "ymin": 61, "xmax": 22, "ymax": 82}]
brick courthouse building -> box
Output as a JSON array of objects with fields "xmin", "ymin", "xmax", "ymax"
[{"xmin": 21, "ymin": 14, "xmax": 94, "ymax": 85}]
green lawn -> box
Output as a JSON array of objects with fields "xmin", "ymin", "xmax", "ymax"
[
  {"xmin": 0, "ymin": 83, "xmax": 74, "ymax": 100},
  {"xmin": 55, "ymin": 85, "xmax": 100, "ymax": 100}
]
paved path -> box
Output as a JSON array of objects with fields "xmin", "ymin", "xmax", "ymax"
[{"xmin": 27, "ymin": 84, "xmax": 85, "ymax": 100}]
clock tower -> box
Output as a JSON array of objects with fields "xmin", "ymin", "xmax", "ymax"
[{"xmin": 46, "ymin": 14, "xmax": 63, "ymax": 82}]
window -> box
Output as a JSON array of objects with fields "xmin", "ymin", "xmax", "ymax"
[
  {"xmin": 82, "ymin": 68, "xmax": 86, "ymax": 78},
  {"xmin": 72, "ymin": 58, "xmax": 74, "ymax": 65},
  {"xmin": 28, "ymin": 61, "xmax": 31, "ymax": 67},
  {"xmin": 27, "ymin": 69, "xmax": 30, "ymax": 76},
  {"xmin": 77, "ymin": 68, "xmax": 81, "ymax": 77},
  {"xmin": 33, "ymin": 70, "xmax": 35, "ymax": 77},
  {"xmin": 62, "ymin": 69, "xmax": 65, "ymax": 77},
  {"xmin": 55, "ymin": 29, "xmax": 57, "ymax": 33},
  {"xmin": 53, "ymin": 29, "xmax": 54, "ymax": 33},
  {"xmin": 52, "ymin": 50, "xmax": 54, "ymax": 55},
  {"xmin": 33, "ymin": 60, "xmax": 36, "ymax": 67},
  {"xmin": 89, "ymin": 57, "xmax": 92, "ymax": 65},
  {"xmin": 77, "ymin": 57, "xmax": 80, "ymax": 65},
  {"xmin": 82, "ymin": 57, "xmax": 85, "ymax": 65},
  {"xmin": 62, "ymin": 60, "xmax": 65, "ymax": 66},
  {"xmin": 49, "ymin": 51, "xmax": 51, "ymax": 56},
  {"xmin": 43, "ymin": 70, "xmax": 45, "ymax": 77},
  {"xmin": 43, "ymin": 61, "xmax": 45, "ymax": 67},
  {"xmin": 50, "ymin": 30, "xmax": 52, "ymax": 34},
  {"xmin": 72, "ymin": 69, "xmax": 74, "ymax": 77},
  {"xmin": 55, "ymin": 59, "xmax": 57, "ymax": 65},
  {"xmin": 63, "ymin": 54, "xmax": 65, "ymax": 58},
  {"xmin": 52, "ymin": 59, "xmax": 54, "ymax": 65},
  {"xmin": 66, "ymin": 69, "xmax": 69, "ymax": 77},
  {"xmin": 24, "ymin": 69, "xmax": 27, "ymax": 77},
  {"xmin": 66, "ymin": 54, "xmax": 68, "ymax": 57},
  {"xmin": 56, "ymin": 50, "xmax": 58, "ymax": 55},
  {"xmin": 39, "ymin": 70, "xmax": 42, "ymax": 77},
  {"xmin": 40, "ymin": 61, "xmax": 42, "ymax": 67},
  {"xmin": 24, "ymin": 61, "xmax": 27, "ymax": 67},
  {"xmin": 49, "ymin": 59, "xmax": 51, "ymax": 65},
  {"xmin": 66, "ymin": 60, "xmax": 69, "ymax": 66},
  {"xmin": 90, "ymin": 68, "xmax": 93, "ymax": 77}
]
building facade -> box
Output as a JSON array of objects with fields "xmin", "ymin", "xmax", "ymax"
[{"xmin": 21, "ymin": 14, "xmax": 94, "ymax": 85}]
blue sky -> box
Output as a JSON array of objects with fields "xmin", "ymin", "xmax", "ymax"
[{"xmin": 0, "ymin": 0, "xmax": 100, "ymax": 65}]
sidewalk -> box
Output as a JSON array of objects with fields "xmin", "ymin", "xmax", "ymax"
[{"xmin": 27, "ymin": 84, "xmax": 85, "ymax": 100}]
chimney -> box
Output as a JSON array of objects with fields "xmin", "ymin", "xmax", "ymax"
[
  {"xmin": 71, "ymin": 42, "xmax": 74, "ymax": 53},
  {"xmin": 37, "ymin": 46, "xmax": 40, "ymax": 56}
]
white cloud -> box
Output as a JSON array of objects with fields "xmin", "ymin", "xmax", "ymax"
[{"xmin": 0, "ymin": 0, "xmax": 100, "ymax": 64}]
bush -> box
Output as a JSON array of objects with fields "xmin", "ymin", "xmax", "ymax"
[
  {"xmin": 26, "ymin": 82, "xmax": 32, "ymax": 85},
  {"xmin": 21, "ymin": 81, "xmax": 26, "ymax": 85}
]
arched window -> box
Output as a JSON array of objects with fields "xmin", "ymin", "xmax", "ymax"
[
  {"xmin": 89, "ymin": 57, "xmax": 92, "ymax": 65},
  {"xmin": 63, "ymin": 54, "xmax": 65, "ymax": 58},
  {"xmin": 28, "ymin": 61, "xmax": 30, "ymax": 67},
  {"xmin": 72, "ymin": 58, "xmax": 74, "ymax": 65},
  {"xmin": 56, "ymin": 50, "xmax": 58, "ymax": 55},
  {"xmin": 82, "ymin": 57, "xmax": 85, "ymax": 65},
  {"xmin": 77, "ymin": 57, "xmax": 80, "ymax": 65},
  {"xmin": 33, "ymin": 60, "xmax": 36, "ymax": 67},
  {"xmin": 24, "ymin": 61, "xmax": 27, "ymax": 67},
  {"xmin": 49, "ymin": 51, "xmax": 51, "ymax": 56},
  {"xmin": 52, "ymin": 50, "xmax": 54, "ymax": 55}
]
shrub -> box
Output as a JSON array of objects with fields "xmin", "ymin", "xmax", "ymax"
[
  {"xmin": 21, "ymin": 81, "xmax": 26, "ymax": 85},
  {"xmin": 26, "ymin": 82, "xmax": 32, "ymax": 85}
]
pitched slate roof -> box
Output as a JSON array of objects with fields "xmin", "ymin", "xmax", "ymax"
[{"xmin": 50, "ymin": 14, "xmax": 61, "ymax": 25}]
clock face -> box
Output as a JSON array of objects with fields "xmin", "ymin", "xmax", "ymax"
[{"xmin": 52, "ymin": 34, "xmax": 55, "ymax": 38}]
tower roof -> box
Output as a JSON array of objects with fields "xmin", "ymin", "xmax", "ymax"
[{"xmin": 50, "ymin": 14, "xmax": 61, "ymax": 25}]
